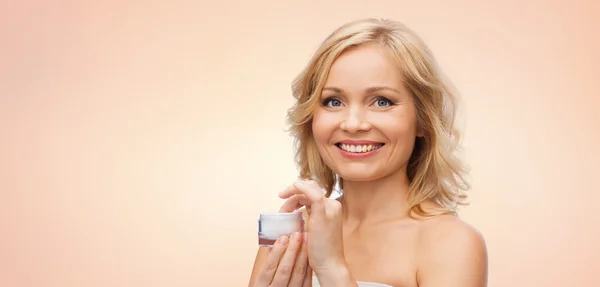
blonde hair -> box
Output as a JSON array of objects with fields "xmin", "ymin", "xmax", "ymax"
[{"xmin": 286, "ymin": 18, "xmax": 470, "ymax": 217}]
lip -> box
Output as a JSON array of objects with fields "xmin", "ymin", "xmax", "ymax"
[{"xmin": 337, "ymin": 140, "xmax": 384, "ymax": 145}]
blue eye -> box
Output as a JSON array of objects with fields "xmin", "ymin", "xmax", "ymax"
[
  {"xmin": 375, "ymin": 97, "xmax": 393, "ymax": 107},
  {"xmin": 323, "ymin": 98, "xmax": 342, "ymax": 107}
]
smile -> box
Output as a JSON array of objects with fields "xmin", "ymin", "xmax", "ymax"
[
  {"xmin": 334, "ymin": 141, "xmax": 385, "ymax": 159},
  {"xmin": 335, "ymin": 143, "xmax": 384, "ymax": 153}
]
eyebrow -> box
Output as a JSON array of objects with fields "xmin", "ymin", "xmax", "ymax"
[{"xmin": 322, "ymin": 86, "xmax": 403, "ymax": 95}]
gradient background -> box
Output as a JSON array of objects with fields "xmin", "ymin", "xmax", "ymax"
[{"xmin": 1, "ymin": 0, "xmax": 599, "ymax": 286}]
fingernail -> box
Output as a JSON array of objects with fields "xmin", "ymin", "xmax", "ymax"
[
  {"xmin": 279, "ymin": 236, "xmax": 289, "ymax": 245},
  {"xmin": 292, "ymin": 232, "xmax": 301, "ymax": 242}
]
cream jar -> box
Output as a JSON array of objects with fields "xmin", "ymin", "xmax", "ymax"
[{"xmin": 258, "ymin": 211, "xmax": 304, "ymax": 247}]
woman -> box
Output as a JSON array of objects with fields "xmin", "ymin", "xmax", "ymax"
[{"xmin": 248, "ymin": 18, "xmax": 488, "ymax": 287}]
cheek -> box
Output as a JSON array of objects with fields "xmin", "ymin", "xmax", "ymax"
[
  {"xmin": 311, "ymin": 111, "xmax": 337, "ymax": 144},
  {"xmin": 376, "ymin": 111, "xmax": 419, "ymax": 139}
]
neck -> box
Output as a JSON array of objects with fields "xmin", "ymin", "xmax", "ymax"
[{"xmin": 339, "ymin": 169, "xmax": 411, "ymax": 225}]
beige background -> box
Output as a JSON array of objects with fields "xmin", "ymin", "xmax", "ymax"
[{"xmin": 1, "ymin": 0, "xmax": 599, "ymax": 286}]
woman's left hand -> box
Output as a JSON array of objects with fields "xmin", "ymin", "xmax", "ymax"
[{"xmin": 278, "ymin": 179, "xmax": 347, "ymax": 276}]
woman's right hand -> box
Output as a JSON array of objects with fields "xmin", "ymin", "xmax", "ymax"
[{"xmin": 253, "ymin": 232, "xmax": 312, "ymax": 287}]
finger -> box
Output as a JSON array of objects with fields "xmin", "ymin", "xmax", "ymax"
[
  {"xmin": 270, "ymin": 232, "xmax": 303, "ymax": 286},
  {"xmin": 302, "ymin": 265, "xmax": 313, "ymax": 287},
  {"xmin": 279, "ymin": 180, "xmax": 323, "ymax": 202},
  {"xmin": 253, "ymin": 236, "xmax": 289, "ymax": 287},
  {"xmin": 281, "ymin": 180, "xmax": 325, "ymax": 214},
  {"xmin": 288, "ymin": 233, "xmax": 309, "ymax": 286},
  {"xmin": 278, "ymin": 180, "xmax": 323, "ymax": 202},
  {"xmin": 278, "ymin": 184, "xmax": 300, "ymax": 199},
  {"xmin": 279, "ymin": 194, "xmax": 310, "ymax": 213}
]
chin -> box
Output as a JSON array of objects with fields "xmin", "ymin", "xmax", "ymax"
[{"xmin": 335, "ymin": 166, "xmax": 386, "ymax": 182}]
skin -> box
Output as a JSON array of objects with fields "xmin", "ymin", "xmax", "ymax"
[{"xmin": 249, "ymin": 43, "xmax": 488, "ymax": 287}]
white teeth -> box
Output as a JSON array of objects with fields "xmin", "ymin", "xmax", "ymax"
[{"xmin": 340, "ymin": 144, "xmax": 383, "ymax": 153}]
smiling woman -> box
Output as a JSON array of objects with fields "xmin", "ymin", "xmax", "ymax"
[
  {"xmin": 248, "ymin": 18, "xmax": 487, "ymax": 287},
  {"xmin": 289, "ymin": 21, "xmax": 470, "ymax": 214},
  {"xmin": 312, "ymin": 42, "xmax": 424, "ymax": 184}
]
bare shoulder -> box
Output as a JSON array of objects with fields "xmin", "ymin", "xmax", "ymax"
[
  {"xmin": 416, "ymin": 214, "xmax": 488, "ymax": 287},
  {"xmin": 418, "ymin": 214, "xmax": 487, "ymax": 249}
]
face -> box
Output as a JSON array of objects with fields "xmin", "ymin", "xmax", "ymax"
[{"xmin": 311, "ymin": 43, "xmax": 421, "ymax": 182}]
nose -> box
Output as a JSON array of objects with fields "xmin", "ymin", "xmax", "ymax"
[{"xmin": 340, "ymin": 107, "xmax": 371, "ymax": 133}]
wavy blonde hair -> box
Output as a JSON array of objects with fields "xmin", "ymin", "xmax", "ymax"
[{"xmin": 286, "ymin": 18, "xmax": 470, "ymax": 217}]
